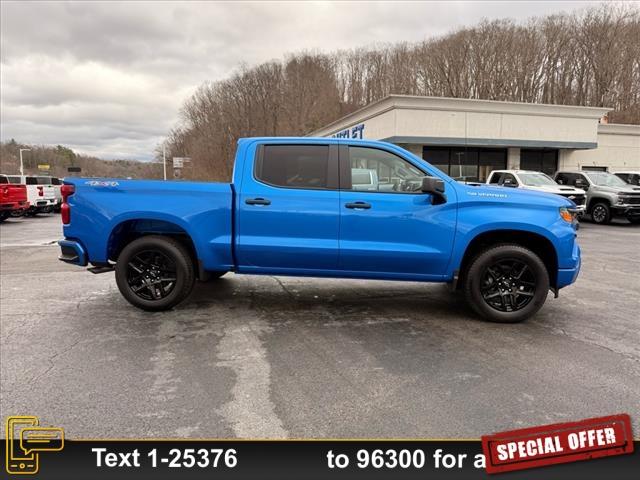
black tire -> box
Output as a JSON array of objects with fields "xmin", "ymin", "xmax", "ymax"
[
  {"xmin": 464, "ymin": 244, "xmax": 550, "ymax": 323},
  {"xmin": 115, "ymin": 235, "xmax": 195, "ymax": 311},
  {"xmin": 590, "ymin": 202, "xmax": 611, "ymax": 224},
  {"xmin": 628, "ymin": 217, "xmax": 640, "ymax": 225},
  {"xmin": 0, "ymin": 211, "xmax": 9, "ymax": 222}
]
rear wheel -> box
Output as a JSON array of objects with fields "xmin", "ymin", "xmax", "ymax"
[
  {"xmin": 464, "ymin": 244, "xmax": 550, "ymax": 323},
  {"xmin": 628, "ymin": 217, "xmax": 640, "ymax": 225},
  {"xmin": 0, "ymin": 211, "xmax": 9, "ymax": 222},
  {"xmin": 590, "ymin": 202, "xmax": 610, "ymax": 224},
  {"xmin": 115, "ymin": 235, "xmax": 195, "ymax": 311}
]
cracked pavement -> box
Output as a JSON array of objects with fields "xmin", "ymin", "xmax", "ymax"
[{"xmin": 1, "ymin": 214, "xmax": 639, "ymax": 439}]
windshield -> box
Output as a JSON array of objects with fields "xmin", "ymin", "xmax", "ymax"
[
  {"xmin": 518, "ymin": 172, "xmax": 557, "ymax": 187},
  {"xmin": 585, "ymin": 171, "xmax": 628, "ymax": 187}
]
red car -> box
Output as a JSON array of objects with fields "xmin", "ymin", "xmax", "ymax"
[{"xmin": 0, "ymin": 174, "xmax": 29, "ymax": 221}]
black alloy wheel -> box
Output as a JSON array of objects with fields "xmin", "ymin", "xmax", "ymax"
[
  {"xmin": 126, "ymin": 250, "xmax": 177, "ymax": 301},
  {"xmin": 115, "ymin": 235, "xmax": 195, "ymax": 311},
  {"xmin": 591, "ymin": 203, "xmax": 610, "ymax": 224},
  {"xmin": 464, "ymin": 244, "xmax": 549, "ymax": 323},
  {"xmin": 480, "ymin": 259, "xmax": 536, "ymax": 312}
]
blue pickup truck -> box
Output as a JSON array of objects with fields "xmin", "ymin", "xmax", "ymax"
[{"xmin": 58, "ymin": 138, "xmax": 581, "ymax": 323}]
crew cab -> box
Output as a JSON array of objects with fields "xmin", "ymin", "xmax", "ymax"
[
  {"xmin": 6, "ymin": 175, "xmax": 57, "ymax": 215},
  {"xmin": 0, "ymin": 174, "xmax": 29, "ymax": 221},
  {"xmin": 487, "ymin": 170, "xmax": 586, "ymax": 216},
  {"xmin": 58, "ymin": 138, "xmax": 581, "ymax": 323},
  {"xmin": 554, "ymin": 170, "xmax": 640, "ymax": 224}
]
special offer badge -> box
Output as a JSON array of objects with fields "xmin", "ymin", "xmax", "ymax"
[{"xmin": 482, "ymin": 413, "xmax": 633, "ymax": 474}]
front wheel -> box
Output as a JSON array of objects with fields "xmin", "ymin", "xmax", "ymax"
[
  {"xmin": 590, "ymin": 202, "xmax": 611, "ymax": 224},
  {"xmin": 628, "ymin": 217, "xmax": 640, "ymax": 225},
  {"xmin": 464, "ymin": 244, "xmax": 550, "ymax": 323},
  {"xmin": 115, "ymin": 235, "xmax": 195, "ymax": 311}
]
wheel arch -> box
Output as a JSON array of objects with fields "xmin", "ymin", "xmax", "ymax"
[
  {"xmin": 457, "ymin": 229, "xmax": 558, "ymax": 290},
  {"xmin": 107, "ymin": 217, "xmax": 199, "ymax": 274},
  {"xmin": 587, "ymin": 196, "xmax": 611, "ymax": 212}
]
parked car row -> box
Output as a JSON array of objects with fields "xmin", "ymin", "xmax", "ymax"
[
  {"xmin": 484, "ymin": 169, "xmax": 640, "ymax": 225},
  {"xmin": 0, "ymin": 174, "xmax": 62, "ymax": 221}
]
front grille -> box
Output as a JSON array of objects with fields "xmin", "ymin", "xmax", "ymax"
[
  {"xmin": 620, "ymin": 196, "xmax": 640, "ymax": 205},
  {"xmin": 561, "ymin": 193, "xmax": 586, "ymax": 206}
]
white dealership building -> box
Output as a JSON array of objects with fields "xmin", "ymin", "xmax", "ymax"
[{"xmin": 310, "ymin": 95, "xmax": 640, "ymax": 182}]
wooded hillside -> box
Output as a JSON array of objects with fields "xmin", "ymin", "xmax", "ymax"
[
  {"xmin": 0, "ymin": 140, "xmax": 162, "ymax": 179},
  {"xmin": 164, "ymin": 3, "xmax": 639, "ymax": 181}
]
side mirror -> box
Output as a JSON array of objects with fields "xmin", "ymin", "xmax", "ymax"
[
  {"xmin": 503, "ymin": 179, "xmax": 517, "ymax": 187},
  {"xmin": 575, "ymin": 180, "xmax": 588, "ymax": 190},
  {"xmin": 421, "ymin": 176, "xmax": 446, "ymax": 203}
]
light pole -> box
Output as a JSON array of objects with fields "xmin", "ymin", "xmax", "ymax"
[
  {"xmin": 19, "ymin": 148, "xmax": 31, "ymax": 176},
  {"xmin": 162, "ymin": 145, "xmax": 167, "ymax": 181}
]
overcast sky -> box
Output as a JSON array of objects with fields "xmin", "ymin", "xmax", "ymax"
[{"xmin": 1, "ymin": 1, "xmax": 608, "ymax": 160}]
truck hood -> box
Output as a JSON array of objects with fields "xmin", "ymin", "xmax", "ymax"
[
  {"xmin": 592, "ymin": 185, "xmax": 640, "ymax": 194},
  {"xmin": 459, "ymin": 183, "xmax": 572, "ymax": 207}
]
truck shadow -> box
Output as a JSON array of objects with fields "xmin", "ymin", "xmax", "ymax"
[{"xmin": 184, "ymin": 275, "xmax": 481, "ymax": 324}]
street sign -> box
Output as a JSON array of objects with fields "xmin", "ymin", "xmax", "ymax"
[
  {"xmin": 172, "ymin": 157, "xmax": 191, "ymax": 169},
  {"xmin": 38, "ymin": 164, "xmax": 50, "ymax": 171}
]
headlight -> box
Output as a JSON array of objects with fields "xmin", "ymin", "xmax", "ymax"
[{"xmin": 559, "ymin": 206, "xmax": 576, "ymax": 223}]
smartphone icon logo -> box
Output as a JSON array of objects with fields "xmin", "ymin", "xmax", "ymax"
[{"xmin": 5, "ymin": 416, "xmax": 64, "ymax": 475}]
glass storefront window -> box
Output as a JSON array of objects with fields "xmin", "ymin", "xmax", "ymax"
[{"xmin": 422, "ymin": 146, "xmax": 506, "ymax": 182}]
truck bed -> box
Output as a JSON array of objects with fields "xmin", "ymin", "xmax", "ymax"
[{"xmin": 62, "ymin": 178, "xmax": 234, "ymax": 272}]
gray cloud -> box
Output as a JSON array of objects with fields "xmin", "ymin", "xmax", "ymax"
[{"xmin": 1, "ymin": 0, "xmax": 607, "ymax": 160}]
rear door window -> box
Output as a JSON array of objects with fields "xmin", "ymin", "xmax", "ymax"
[{"xmin": 255, "ymin": 145, "xmax": 333, "ymax": 189}]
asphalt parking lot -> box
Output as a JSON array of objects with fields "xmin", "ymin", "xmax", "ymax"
[{"xmin": 1, "ymin": 214, "xmax": 639, "ymax": 439}]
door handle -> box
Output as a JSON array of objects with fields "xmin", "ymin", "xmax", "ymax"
[
  {"xmin": 345, "ymin": 201, "xmax": 371, "ymax": 210},
  {"xmin": 245, "ymin": 197, "xmax": 271, "ymax": 206}
]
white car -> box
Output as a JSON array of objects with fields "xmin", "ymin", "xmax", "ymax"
[
  {"xmin": 487, "ymin": 170, "xmax": 587, "ymax": 215},
  {"xmin": 6, "ymin": 175, "xmax": 57, "ymax": 214},
  {"xmin": 614, "ymin": 171, "xmax": 640, "ymax": 186}
]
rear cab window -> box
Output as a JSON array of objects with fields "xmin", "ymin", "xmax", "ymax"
[
  {"xmin": 255, "ymin": 144, "xmax": 336, "ymax": 189},
  {"xmin": 25, "ymin": 177, "xmax": 38, "ymax": 185},
  {"xmin": 0, "ymin": 175, "xmax": 7, "ymax": 184}
]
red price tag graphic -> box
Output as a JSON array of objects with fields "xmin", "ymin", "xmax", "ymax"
[{"xmin": 481, "ymin": 414, "xmax": 633, "ymax": 474}]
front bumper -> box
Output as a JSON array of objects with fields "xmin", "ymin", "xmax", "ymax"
[
  {"xmin": 557, "ymin": 243, "xmax": 581, "ymax": 289},
  {"xmin": 612, "ymin": 205, "xmax": 640, "ymax": 217},
  {"xmin": 58, "ymin": 239, "xmax": 88, "ymax": 266}
]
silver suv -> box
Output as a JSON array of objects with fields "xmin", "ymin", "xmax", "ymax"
[{"xmin": 554, "ymin": 171, "xmax": 640, "ymax": 224}]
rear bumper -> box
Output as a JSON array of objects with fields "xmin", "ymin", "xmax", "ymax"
[
  {"xmin": 1, "ymin": 200, "xmax": 28, "ymax": 211},
  {"xmin": 557, "ymin": 243, "xmax": 581, "ymax": 289},
  {"xmin": 58, "ymin": 239, "xmax": 88, "ymax": 266}
]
